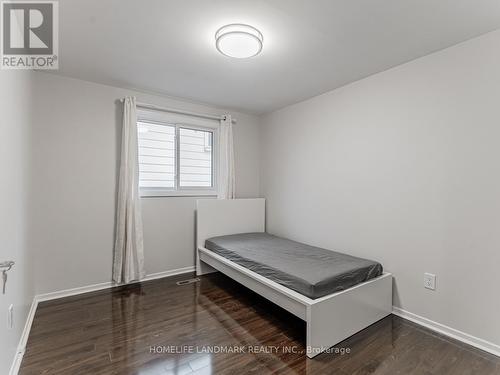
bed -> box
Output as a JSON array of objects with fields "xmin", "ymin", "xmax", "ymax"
[
  {"xmin": 196, "ymin": 198, "xmax": 392, "ymax": 358},
  {"xmin": 205, "ymin": 232, "xmax": 383, "ymax": 299}
]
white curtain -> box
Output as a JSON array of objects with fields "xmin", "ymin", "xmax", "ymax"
[
  {"xmin": 113, "ymin": 96, "xmax": 145, "ymax": 284},
  {"xmin": 218, "ymin": 114, "xmax": 235, "ymax": 199}
]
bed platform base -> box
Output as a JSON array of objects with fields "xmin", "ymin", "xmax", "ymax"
[{"xmin": 196, "ymin": 198, "xmax": 392, "ymax": 358}]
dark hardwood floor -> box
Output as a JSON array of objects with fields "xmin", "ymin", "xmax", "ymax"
[{"xmin": 19, "ymin": 272, "xmax": 500, "ymax": 375}]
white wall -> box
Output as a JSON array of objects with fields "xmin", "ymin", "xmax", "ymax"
[
  {"xmin": 30, "ymin": 72, "xmax": 261, "ymax": 295},
  {"xmin": 0, "ymin": 71, "xmax": 34, "ymax": 374},
  {"xmin": 261, "ymin": 30, "xmax": 500, "ymax": 347}
]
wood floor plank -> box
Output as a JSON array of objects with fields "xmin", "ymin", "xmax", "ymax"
[{"xmin": 19, "ymin": 272, "xmax": 500, "ymax": 375}]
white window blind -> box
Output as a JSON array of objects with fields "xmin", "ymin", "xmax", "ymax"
[
  {"xmin": 138, "ymin": 121, "xmax": 176, "ymax": 188},
  {"xmin": 137, "ymin": 114, "xmax": 217, "ymax": 196},
  {"xmin": 179, "ymin": 127, "xmax": 213, "ymax": 187}
]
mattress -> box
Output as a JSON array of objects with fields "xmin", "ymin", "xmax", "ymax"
[{"xmin": 205, "ymin": 232, "xmax": 383, "ymax": 299}]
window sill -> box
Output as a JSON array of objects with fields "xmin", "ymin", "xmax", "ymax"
[{"xmin": 140, "ymin": 189, "xmax": 218, "ymax": 198}]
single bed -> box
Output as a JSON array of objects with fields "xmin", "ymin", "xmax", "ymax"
[
  {"xmin": 196, "ymin": 198, "xmax": 392, "ymax": 358},
  {"xmin": 205, "ymin": 232, "xmax": 383, "ymax": 299}
]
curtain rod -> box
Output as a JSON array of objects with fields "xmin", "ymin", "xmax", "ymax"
[{"xmin": 120, "ymin": 99, "xmax": 237, "ymax": 124}]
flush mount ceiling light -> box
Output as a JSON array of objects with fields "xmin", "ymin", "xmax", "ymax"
[{"xmin": 215, "ymin": 24, "xmax": 263, "ymax": 58}]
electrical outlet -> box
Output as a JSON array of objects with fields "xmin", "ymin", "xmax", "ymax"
[
  {"xmin": 424, "ymin": 273, "xmax": 436, "ymax": 290},
  {"xmin": 8, "ymin": 304, "xmax": 13, "ymax": 329}
]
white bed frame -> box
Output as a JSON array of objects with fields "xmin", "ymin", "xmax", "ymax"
[{"xmin": 196, "ymin": 198, "xmax": 392, "ymax": 358}]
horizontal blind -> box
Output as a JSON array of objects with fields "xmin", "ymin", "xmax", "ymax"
[
  {"xmin": 179, "ymin": 127, "xmax": 213, "ymax": 187},
  {"xmin": 137, "ymin": 121, "xmax": 175, "ymax": 188}
]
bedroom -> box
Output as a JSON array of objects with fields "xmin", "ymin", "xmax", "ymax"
[{"xmin": 1, "ymin": 1, "xmax": 500, "ymax": 374}]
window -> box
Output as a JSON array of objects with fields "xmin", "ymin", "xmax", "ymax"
[
  {"xmin": 137, "ymin": 110, "xmax": 217, "ymax": 197},
  {"xmin": 178, "ymin": 127, "xmax": 213, "ymax": 188}
]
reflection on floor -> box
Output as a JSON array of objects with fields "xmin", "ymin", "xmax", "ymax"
[{"xmin": 19, "ymin": 272, "xmax": 500, "ymax": 374}]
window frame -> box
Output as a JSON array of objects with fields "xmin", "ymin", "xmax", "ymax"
[{"xmin": 137, "ymin": 114, "xmax": 218, "ymax": 198}]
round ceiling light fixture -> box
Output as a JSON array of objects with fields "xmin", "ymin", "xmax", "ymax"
[{"xmin": 215, "ymin": 24, "xmax": 263, "ymax": 58}]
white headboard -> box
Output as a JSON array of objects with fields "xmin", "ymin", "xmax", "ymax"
[{"xmin": 196, "ymin": 198, "xmax": 265, "ymax": 274}]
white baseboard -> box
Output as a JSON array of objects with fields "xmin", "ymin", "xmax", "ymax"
[
  {"xmin": 141, "ymin": 266, "xmax": 195, "ymax": 282},
  {"xmin": 9, "ymin": 298, "xmax": 38, "ymax": 375},
  {"xmin": 392, "ymin": 306, "xmax": 500, "ymax": 357},
  {"xmin": 35, "ymin": 280, "xmax": 113, "ymax": 303},
  {"xmin": 35, "ymin": 266, "xmax": 195, "ymax": 302},
  {"xmin": 9, "ymin": 266, "xmax": 195, "ymax": 375}
]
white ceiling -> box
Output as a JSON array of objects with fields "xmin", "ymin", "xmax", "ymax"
[{"xmin": 56, "ymin": 0, "xmax": 500, "ymax": 114}]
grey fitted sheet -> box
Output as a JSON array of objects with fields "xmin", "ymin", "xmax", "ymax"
[{"xmin": 205, "ymin": 232, "xmax": 383, "ymax": 299}]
